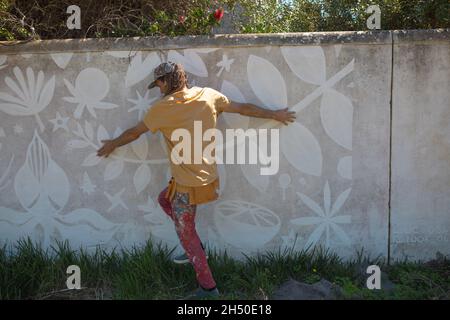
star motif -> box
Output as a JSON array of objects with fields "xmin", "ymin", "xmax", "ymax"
[
  {"xmin": 128, "ymin": 90, "xmax": 158, "ymax": 120},
  {"xmin": 48, "ymin": 112, "xmax": 70, "ymax": 132},
  {"xmin": 105, "ymin": 188, "xmax": 128, "ymax": 212},
  {"xmin": 216, "ymin": 54, "xmax": 235, "ymax": 77}
]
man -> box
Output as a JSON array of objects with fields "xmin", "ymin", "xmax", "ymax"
[{"xmin": 97, "ymin": 61, "xmax": 296, "ymax": 299}]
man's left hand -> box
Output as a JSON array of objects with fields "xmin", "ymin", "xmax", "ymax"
[
  {"xmin": 97, "ymin": 139, "xmax": 117, "ymax": 158},
  {"xmin": 273, "ymin": 108, "xmax": 296, "ymax": 125}
]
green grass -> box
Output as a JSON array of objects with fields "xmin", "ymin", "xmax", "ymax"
[{"xmin": 0, "ymin": 238, "xmax": 448, "ymax": 300}]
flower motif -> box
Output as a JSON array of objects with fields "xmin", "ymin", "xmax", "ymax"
[
  {"xmin": 291, "ymin": 181, "xmax": 352, "ymax": 249},
  {"xmin": 63, "ymin": 68, "xmax": 118, "ymax": 119},
  {"xmin": 0, "ymin": 67, "xmax": 55, "ymax": 132}
]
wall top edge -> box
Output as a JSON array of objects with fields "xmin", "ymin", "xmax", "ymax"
[{"xmin": 0, "ymin": 29, "xmax": 448, "ymax": 54}]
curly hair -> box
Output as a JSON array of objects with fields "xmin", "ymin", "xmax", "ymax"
[{"xmin": 161, "ymin": 63, "xmax": 189, "ymax": 96}]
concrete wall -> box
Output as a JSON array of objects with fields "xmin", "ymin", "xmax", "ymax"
[{"xmin": 0, "ymin": 29, "xmax": 448, "ymax": 262}]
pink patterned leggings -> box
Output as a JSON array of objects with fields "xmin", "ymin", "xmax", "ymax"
[{"xmin": 157, "ymin": 187, "xmax": 217, "ymax": 290}]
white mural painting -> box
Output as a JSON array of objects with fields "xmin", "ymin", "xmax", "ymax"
[
  {"xmin": 50, "ymin": 53, "xmax": 73, "ymax": 69},
  {"xmin": 125, "ymin": 52, "xmax": 160, "ymax": 87},
  {"xmin": 80, "ymin": 171, "xmax": 96, "ymax": 195},
  {"xmin": 128, "ymin": 90, "xmax": 158, "ymax": 120},
  {"xmin": 216, "ymin": 53, "xmax": 234, "ymax": 77},
  {"xmin": 168, "ymin": 48, "xmax": 218, "ymax": 77},
  {"xmin": 291, "ymin": 181, "xmax": 352, "ymax": 249},
  {"xmin": 0, "ymin": 154, "xmax": 14, "ymax": 193},
  {"xmin": 0, "ymin": 55, "xmax": 7, "ymax": 70},
  {"xmin": 214, "ymin": 200, "xmax": 281, "ymax": 250},
  {"xmin": 0, "ymin": 131, "xmax": 119, "ymax": 250},
  {"xmin": 0, "ymin": 44, "xmax": 357, "ymax": 257},
  {"xmin": 278, "ymin": 173, "xmax": 291, "ymax": 201},
  {"xmin": 320, "ymin": 89, "xmax": 353, "ymax": 150},
  {"xmin": 0, "ymin": 67, "xmax": 55, "ymax": 132},
  {"xmin": 68, "ymin": 120, "xmax": 167, "ymax": 196},
  {"xmin": 48, "ymin": 112, "xmax": 70, "ymax": 132},
  {"xmin": 63, "ymin": 68, "xmax": 118, "ymax": 119}
]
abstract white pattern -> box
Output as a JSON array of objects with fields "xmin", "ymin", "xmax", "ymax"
[{"xmin": 214, "ymin": 200, "xmax": 281, "ymax": 250}]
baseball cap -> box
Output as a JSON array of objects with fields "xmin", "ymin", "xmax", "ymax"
[{"xmin": 148, "ymin": 61, "xmax": 177, "ymax": 89}]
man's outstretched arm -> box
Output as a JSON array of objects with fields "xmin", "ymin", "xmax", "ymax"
[
  {"xmin": 96, "ymin": 121, "xmax": 149, "ymax": 158},
  {"xmin": 220, "ymin": 101, "xmax": 296, "ymax": 125}
]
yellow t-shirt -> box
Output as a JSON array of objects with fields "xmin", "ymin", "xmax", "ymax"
[{"xmin": 143, "ymin": 86, "xmax": 231, "ymax": 205}]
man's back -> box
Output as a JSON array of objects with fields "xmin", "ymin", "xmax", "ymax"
[{"xmin": 143, "ymin": 86, "xmax": 230, "ymax": 187}]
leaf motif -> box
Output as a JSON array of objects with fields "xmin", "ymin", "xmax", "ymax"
[
  {"xmin": 104, "ymin": 160, "xmax": 124, "ymax": 181},
  {"xmin": 82, "ymin": 152, "xmax": 102, "ymax": 167},
  {"xmin": 320, "ymin": 89, "xmax": 353, "ymax": 150},
  {"xmin": 13, "ymin": 67, "xmax": 29, "ymax": 101},
  {"xmin": 0, "ymin": 103, "xmax": 30, "ymax": 115},
  {"xmin": 84, "ymin": 120, "xmax": 94, "ymax": 141},
  {"xmin": 281, "ymin": 46, "xmax": 327, "ymax": 85},
  {"xmin": 131, "ymin": 134, "xmax": 148, "ymax": 160},
  {"xmin": 26, "ymin": 68, "xmax": 35, "ymax": 101},
  {"xmin": 296, "ymin": 192, "xmax": 325, "ymax": 217},
  {"xmin": 94, "ymin": 101, "xmax": 118, "ymax": 109},
  {"xmin": 0, "ymin": 92, "xmax": 26, "ymax": 106},
  {"xmin": 168, "ymin": 50, "xmax": 208, "ymax": 77},
  {"xmin": 330, "ymin": 223, "xmax": 351, "ymax": 246},
  {"xmin": 50, "ymin": 53, "xmax": 73, "ymax": 69},
  {"xmin": 247, "ymin": 55, "xmax": 287, "ymax": 110},
  {"xmin": 330, "ymin": 188, "xmax": 351, "ymax": 217},
  {"xmin": 304, "ymin": 223, "xmax": 326, "ymax": 250},
  {"xmin": 97, "ymin": 124, "xmax": 110, "ymax": 144},
  {"xmin": 14, "ymin": 131, "xmax": 69, "ymax": 213},
  {"xmin": 220, "ymin": 80, "xmax": 249, "ymax": 129},
  {"xmin": 281, "ymin": 122, "xmax": 322, "ymax": 176},
  {"xmin": 43, "ymin": 159, "xmax": 70, "ymax": 212},
  {"xmin": 324, "ymin": 181, "xmax": 331, "ymax": 216},
  {"xmin": 125, "ymin": 52, "xmax": 161, "ymax": 87},
  {"xmin": 73, "ymin": 122, "xmax": 84, "ymax": 138},
  {"xmin": 133, "ymin": 164, "xmax": 151, "ymax": 195},
  {"xmin": 57, "ymin": 208, "xmax": 117, "ymax": 230},
  {"xmin": 36, "ymin": 75, "xmax": 55, "ymax": 112},
  {"xmin": 5, "ymin": 74, "xmax": 27, "ymax": 102}
]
